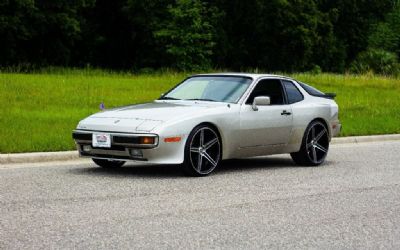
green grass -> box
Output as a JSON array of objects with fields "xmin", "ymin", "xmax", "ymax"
[
  {"xmin": 1, "ymin": 70, "xmax": 399, "ymax": 153},
  {"xmin": 292, "ymin": 73, "xmax": 400, "ymax": 137}
]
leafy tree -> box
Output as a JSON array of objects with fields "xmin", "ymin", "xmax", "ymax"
[
  {"xmin": 368, "ymin": 2, "xmax": 400, "ymax": 55},
  {"xmin": 213, "ymin": 0, "xmax": 342, "ymax": 72},
  {"xmin": 0, "ymin": 0, "xmax": 396, "ymax": 73},
  {"xmin": 0, "ymin": 0, "xmax": 96, "ymax": 68},
  {"xmin": 350, "ymin": 1, "xmax": 400, "ymax": 76},
  {"xmin": 0, "ymin": 0, "xmax": 37, "ymax": 67},
  {"xmin": 318, "ymin": 0, "xmax": 393, "ymax": 65},
  {"xmin": 122, "ymin": 0, "xmax": 174, "ymax": 69},
  {"xmin": 350, "ymin": 48, "xmax": 399, "ymax": 75},
  {"xmin": 154, "ymin": 0, "xmax": 220, "ymax": 71},
  {"xmin": 76, "ymin": 0, "xmax": 135, "ymax": 68}
]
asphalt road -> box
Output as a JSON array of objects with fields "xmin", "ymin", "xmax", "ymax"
[{"xmin": 1, "ymin": 141, "xmax": 400, "ymax": 249}]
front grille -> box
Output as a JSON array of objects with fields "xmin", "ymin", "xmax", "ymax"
[{"xmin": 113, "ymin": 136, "xmax": 141, "ymax": 144}]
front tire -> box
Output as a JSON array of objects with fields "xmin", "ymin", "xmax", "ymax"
[
  {"xmin": 92, "ymin": 158, "xmax": 125, "ymax": 168},
  {"xmin": 182, "ymin": 125, "xmax": 221, "ymax": 176},
  {"xmin": 291, "ymin": 120, "xmax": 329, "ymax": 166}
]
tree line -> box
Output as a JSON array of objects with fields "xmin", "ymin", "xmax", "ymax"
[{"xmin": 1, "ymin": 0, "xmax": 399, "ymax": 73}]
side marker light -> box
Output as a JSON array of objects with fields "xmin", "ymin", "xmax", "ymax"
[{"xmin": 164, "ymin": 137, "xmax": 182, "ymax": 143}]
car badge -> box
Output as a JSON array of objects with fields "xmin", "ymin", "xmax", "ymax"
[{"xmin": 114, "ymin": 120, "xmax": 120, "ymax": 124}]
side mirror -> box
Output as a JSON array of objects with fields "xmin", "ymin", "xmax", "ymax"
[{"xmin": 252, "ymin": 96, "xmax": 270, "ymax": 111}]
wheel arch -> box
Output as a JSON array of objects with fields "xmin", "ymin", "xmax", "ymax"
[{"xmin": 310, "ymin": 117, "xmax": 331, "ymax": 139}]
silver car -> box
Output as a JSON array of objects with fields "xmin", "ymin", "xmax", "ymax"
[{"xmin": 72, "ymin": 73, "xmax": 341, "ymax": 176}]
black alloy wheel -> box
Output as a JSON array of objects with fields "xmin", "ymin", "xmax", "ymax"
[
  {"xmin": 183, "ymin": 125, "xmax": 221, "ymax": 176},
  {"xmin": 291, "ymin": 120, "xmax": 329, "ymax": 166}
]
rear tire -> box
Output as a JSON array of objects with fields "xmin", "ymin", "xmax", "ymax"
[
  {"xmin": 291, "ymin": 120, "xmax": 329, "ymax": 166},
  {"xmin": 92, "ymin": 158, "xmax": 125, "ymax": 168},
  {"xmin": 182, "ymin": 125, "xmax": 221, "ymax": 177}
]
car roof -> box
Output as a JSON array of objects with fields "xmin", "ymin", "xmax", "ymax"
[{"xmin": 193, "ymin": 72, "xmax": 294, "ymax": 81}]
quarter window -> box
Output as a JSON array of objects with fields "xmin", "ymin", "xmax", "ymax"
[{"xmin": 282, "ymin": 80, "xmax": 304, "ymax": 104}]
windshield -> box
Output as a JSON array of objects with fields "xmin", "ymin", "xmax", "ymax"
[{"xmin": 160, "ymin": 76, "xmax": 253, "ymax": 103}]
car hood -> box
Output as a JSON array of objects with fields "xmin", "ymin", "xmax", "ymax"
[{"xmin": 77, "ymin": 101, "xmax": 225, "ymax": 133}]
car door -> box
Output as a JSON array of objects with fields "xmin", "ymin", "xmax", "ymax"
[{"xmin": 239, "ymin": 78, "xmax": 293, "ymax": 148}]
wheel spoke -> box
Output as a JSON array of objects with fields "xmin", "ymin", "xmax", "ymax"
[
  {"xmin": 190, "ymin": 147, "xmax": 200, "ymax": 153},
  {"xmin": 312, "ymin": 146, "xmax": 317, "ymax": 162},
  {"xmin": 315, "ymin": 143, "xmax": 327, "ymax": 153},
  {"xmin": 197, "ymin": 153, "xmax": 203, "ymax": 171},
  {"xmin": 203, "ymin": 151, "xmax": 217, "ymax": 167},
  {"xmin": 204, "ymin": 138, "xmax": 218, "ymax": 150},
  {"xmin": 199, "ymin": 129, "xmax": 204, "ymax": 147},
  {"xmin": 315, "ymin": 129, "xmax": 326, "ymax": 142},
  {"xmin": 306, "ymin": 142, "xmax": 313, "ymax": 149}
]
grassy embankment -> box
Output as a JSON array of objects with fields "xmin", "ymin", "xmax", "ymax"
[{"xmin": 1, "ymin": 69, "xmax": 399, "ymax": 153}]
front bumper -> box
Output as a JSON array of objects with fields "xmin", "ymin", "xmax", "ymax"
[
  {"xmin": 72, "ymin": 130, "xmax": 186, "ymax": 164},
  {"xmin": 73, "ymin": 130, "xmax": 158, "ymax": 161}
]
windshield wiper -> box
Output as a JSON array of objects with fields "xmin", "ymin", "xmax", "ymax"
[
  {"xmin": 185, "ymin": 98, "xmax": 218, "ymax": 102},
  {"xmin": 159, "ymin": 96, "xmax": 181, "ymax": 100}
]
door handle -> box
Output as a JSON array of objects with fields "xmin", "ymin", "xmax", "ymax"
[{"xmin": 281, "ymin": 110, "xmax": 292, "ymax": 116}]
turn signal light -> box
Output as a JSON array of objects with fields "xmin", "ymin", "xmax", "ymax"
[
  {"xmin": 140, "ymin": 137, "xmax": 155, "ymax": 144},
  {"xmin": 164, "ymin": 136, "xmax": 181, "ymax": 143}
]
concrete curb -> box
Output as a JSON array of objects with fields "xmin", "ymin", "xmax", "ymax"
[
  {"xmin": 0, "ymin": 151, "xmax": 79, "ymax": 165},
  {"xmin": 331, "ymin": 134, "xmax": 400, "ymax": 144},
  {"xmin": 1, "ymin": 134, "xmax": 399, "ymax": 165}
]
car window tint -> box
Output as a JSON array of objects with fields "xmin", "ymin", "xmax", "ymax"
[
  {"xmin": 246, "ymin": 79, "xmax": 285, "ymax": 105},
  {"xmin": 282, "ymin": 80, "xmax": 304, "ymax": 104}
]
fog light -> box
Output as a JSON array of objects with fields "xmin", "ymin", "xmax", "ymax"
[
  {"xmin": 82, "ymin": 145, "xmax": 92, "ymax": 152},
  {"xmin": 140, "ymin": 137, "xmax": 155, "ymax": 145},
  {"xmin": 129, "ymin": 149, "xmax": 143, "ymax": 158}
]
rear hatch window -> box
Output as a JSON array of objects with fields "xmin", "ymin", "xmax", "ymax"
[{"xmin": 298, "ymin": 82, "xmax": 336, "ymax": 99}]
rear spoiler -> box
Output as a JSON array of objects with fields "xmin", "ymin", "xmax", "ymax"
[
  {"xmin": 313, "ymin": 92, "xmax": 336, "ymax": 100},
  {"xmin": 323, "ymin": 93, "xmax": 336, "ymax": 99}
]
